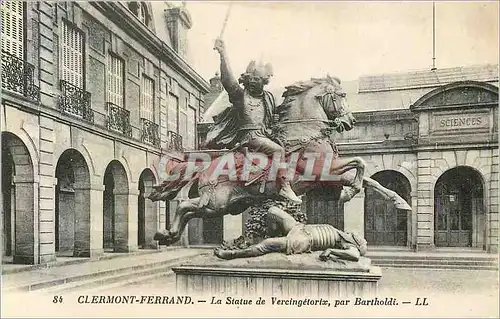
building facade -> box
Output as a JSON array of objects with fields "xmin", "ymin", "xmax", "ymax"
[
  {"xmin": 200, "ymin": 64, "xmax": 499, "ymax": 253},
  {"xmin": 1, "ymin": 1, "xmax": 210, "ymax": 265}
]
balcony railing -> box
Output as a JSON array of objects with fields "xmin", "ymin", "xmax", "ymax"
[
  {"xmin": 1, "ymin": 50, "xmax": 40, "ymax": 101},
  {"xmin": 59, "ymin": 80, "xmax": 94, "ymax": 122},
  {"xmin": 141, "ymin": 118, "xmax": 160, "ymax": 147},
  {"xmin": 166, "ymin": 130, "xmax": 183, "ymax": 152},
  {"xmin": 106, "ymin": 102, "xmax": 132, "ymax": 137}
]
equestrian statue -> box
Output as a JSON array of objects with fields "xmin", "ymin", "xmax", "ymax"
[{"xmin": 149, "ymin": 38, "xmax": 411, "ymax": 258}]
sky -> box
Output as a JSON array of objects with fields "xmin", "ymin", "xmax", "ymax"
[{"xmin": 179, "ymin": 1, "xmax": 499, "ymax": 90}]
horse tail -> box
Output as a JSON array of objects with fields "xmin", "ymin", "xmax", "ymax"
[{"xmin": 148, "ymin": 159, "xmax": 201, "ymax": 202}]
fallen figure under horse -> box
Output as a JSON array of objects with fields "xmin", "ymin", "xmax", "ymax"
[{"xmin": 149, "ymin": 76, "xmax": 411, "ymax": 247}]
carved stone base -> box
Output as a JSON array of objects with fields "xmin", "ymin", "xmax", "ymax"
[{"xmin": 172, "ymin": 252, "xmax": 382, "ymax": 298}]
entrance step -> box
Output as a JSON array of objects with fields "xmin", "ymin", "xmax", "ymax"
[
  {"xmin": 368, "ymin": 253, "xmax": 498, "ymax": 270},
  {"xmin": 37, "ymin": 259, "xmax": 182, "ymax": 294},
  {"xmin": 3, "ymin": 249, "xmax": 210, "ymax": 293},
  {"xmin": 2, "ymin": 247, "xmax": 186, "ymax": 275}
]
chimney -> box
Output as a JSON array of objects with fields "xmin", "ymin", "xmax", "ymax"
[
  {"xmin": 209, "ymin": 72, "xmax": 223, "ymax": 93},
  {"xmin": 165, "ymin": 2, "xmax": 192, "ymax": 60}
]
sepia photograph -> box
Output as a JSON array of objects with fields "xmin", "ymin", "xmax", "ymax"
[{"xmin": 1, "ymin": 0, "xmax": 498, "ymax": 317}]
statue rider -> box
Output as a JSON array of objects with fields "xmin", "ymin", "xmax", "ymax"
[{"xmin": 211, "ymin": 38, "xmax": 302, "ymax": 204}]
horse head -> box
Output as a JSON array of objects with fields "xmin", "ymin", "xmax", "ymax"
[
  {"xmin": 320, "ymin": 75, "xmax": 356, "ymax": 132},
  {"xmin": 276, "ymin": 75, "xmax": 356, "ymax": 143}
]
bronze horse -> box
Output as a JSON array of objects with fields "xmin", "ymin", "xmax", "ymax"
[{"xmin": 150, "ymin": 76, "xmax": 411, "ymax": 245}]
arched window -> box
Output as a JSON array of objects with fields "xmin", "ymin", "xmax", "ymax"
[{"xmin": 127, "ymin": 2, "xmax": 150, "ymax": 26}]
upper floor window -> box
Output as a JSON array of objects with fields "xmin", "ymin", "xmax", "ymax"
[
  {"xmin": 168, "ymin": 92, "xmax": 178, "ymax": 133},
  {"xmin": 187, "ymin": 106, "xmax": 196, "ymax": 149},
  {"xmin": 141, "ymin": 75, "xmax": 154, "ymax": 121},
  {"xmin": 178, "ymin": 97, "xmax": 188, "ymax": 147},
  {"xmin": 1, "ymin": 1, "xmax": 24, "ymax": 58},
  {"xmin": 127, "ymin": 2, "xmax": 151, "ymax": 26},
  {"xmin": 61, "ymin": 21, "xmax": 85, "ymax": 88},
  {"xmin": 107, "ymin": 53, "xmax": 125, "ymax": 107}
]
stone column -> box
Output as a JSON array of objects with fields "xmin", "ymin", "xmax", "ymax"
[
  {"xmin": 13, "ymin": 174, "xmax": 40, "ymax": 264},
  {"xmin": 113, "ymin": 188, "xmax": 139, "ymax": 252},
  {"xmin": 73, "ymin": 181, "xmax": 104, "ymax": 257},
  {"xmin": 488, "ymin": 148, "xmax": 499, "ymax": 253},
  {"xmin": 143, "ymin": 179, "xmax": 159, "ymax": 249},
  {"xmin": 416, "ymin": 152, "xmax": 435, "ymax": 251},
  {"xmin": 410, "ymin": 191, "xmax": 418, "ymax": 251},
  {"xmin": 344, "ymin": 192, "xmax": 365, "ymax": 237}
]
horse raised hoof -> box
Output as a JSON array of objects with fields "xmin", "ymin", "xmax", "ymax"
[
  {"xmin": 339, "ymin": 187, "xmax": 359, "ymax": 203},
  {"xmin": 392, "ymin": 195, "xmax": 412, "ymax": 211},
  {"xmin": 393, "ymin": 197, "xmax": 411, "ymax": 210},
  {"xmin": 154, "ymin": 230, "xmax": 175, "ymax": 246}
]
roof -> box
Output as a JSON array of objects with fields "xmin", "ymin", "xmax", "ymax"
[
  {"xmin": 358, "ymin": 64, "xmax": 499, "ymax": 92},
  {"xmin": 150, "ymin": 2, "xmax": 173, "ymax": 47},
  {"xmin": 202, "ymin": 64, "xmax": 499, "ymax": 122}
]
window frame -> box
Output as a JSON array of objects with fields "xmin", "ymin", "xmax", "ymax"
[
  {"xmin": 141, "ymin": 74, "xmax": 155, "ymax": 122},
  {"xmin": 60, "ymin": 18, "xmax": 87, "ymax": 90},
  {"xmin": 187, "ymin": 105, "xmax": 197, "ymax": 149},
  {"xmin": 1, "ymin": 1, "xmax": 27, "ymax": 60},
  {"xmin": 106, "ymin": 51, "xmax": 126, "ymax": 108}
]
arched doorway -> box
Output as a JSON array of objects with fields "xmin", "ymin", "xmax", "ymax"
[
  {"xmin": 1, "ymin": 132, "xmax": 35, "ymax": 264},
  {"xmin": 304, "ymin": 186, "xmax": 344, "ymax": 229},
  {"xmin": 103, "ymin": 160, "xmax": 129, "ymax": 252},
  {"xmin": 55, "ymin": 149, "xmax": 91, "ymax": 257},
  {"xmin": 364, "ymin": 170, "xmax": 411, "ymax": 246},
  {"xmin": 434, "ymin": 167, "xmax": 484, "ymax": 248},
  {"xmin": 138, "ymin": 169, "xmax": 158, "ymax": 249}
]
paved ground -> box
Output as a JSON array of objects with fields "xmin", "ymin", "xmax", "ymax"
[
  {"xmin": 378, "ymin": 268, "xmax": 498, "ymax": 295},
  {"xmin": 107, "ymin": 267, "xmax": 499, "ymax": 295},
  {"xmin": 2, "ymin": 255, "xmax": 498, "ymax": 318},
  {"xmin": 2, "ymin": 248, "xmax": 209, "ymax": 290},
  {"xmin": 100, "ymin": 267, "xmax": 499, "ymax": 317}
]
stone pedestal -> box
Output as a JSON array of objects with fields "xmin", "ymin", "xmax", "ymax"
[{"xmin": 172, "ymin": 253, "xmax": 381, "ymax": 298}]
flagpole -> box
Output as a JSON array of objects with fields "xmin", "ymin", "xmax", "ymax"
[{"xmin": 431, "ymin": 1, "xmax": 437, "ymax": 71}]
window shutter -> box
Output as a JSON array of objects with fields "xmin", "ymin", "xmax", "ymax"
[
  {"xmin": 141, "ymin": 76, "xmax": 154, "ymax": 121},
  {"xmin": 1, "ymin": 1, "xmax": 24, "ymax": 58},
  {"xmin": 179, "ymin": 98, "xmax": 188, "ymax": 146},
  {"xmin": 187, "ymin": 107, "xmax": 196, "ymax": 149},
  {"xmin": 168, "ymin": 94, "xmax": 178, "ymax": 132},
  {"xmin": 61, "ymin": 22, "xmax": 84, "ymax": 88},
  {"xmin": 107, "ymin": 54, "xmax": 124, "ymax": 107}
]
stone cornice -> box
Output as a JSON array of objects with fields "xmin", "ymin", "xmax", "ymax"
[
  {"xmin": 89, "ymin": 2, "xmax": 209, "ymax": 94},
  {"xmin": 172, "ymin": 265, "xmax": 382, "ymax": 281},
  {"xmin": 2, "ymin": 91, "xmax": 163, "ymax": 156}
]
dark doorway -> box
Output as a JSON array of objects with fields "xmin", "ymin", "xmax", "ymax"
[
  {"xmin": 138, "ymin": 179, "xmax": 146, "ymax": 248},
  {"xmin": 434, "ymin": 167, "xmax": 483, "ymax": 247},
  {"xmin": 103, "ymin": 168, "xmax": 115, "ymax": 250},
  {"xmin": 102, "ymin": 160, "xmax": 129, "ymax": 252},
  {"xmin": 2, "ymin": 147, "xmax": 14, "ymax": 257},
  {"xmin": 364, "ymin": 171, "xmax": 411, "ymax": 246},
  {"xmin": 304, "ymin": 186, "xmax": 344, "ymax": 229},
  {"xmin": 202, "ymin": 217, "xmax": 223, "ymax": 244},
  {"xmin": 137, "ymin": 169, "xmax": 157, "ymax": 249},
  {"xmin": 1, "ymin": 132, "xmax": 35, "ymax": 264}
]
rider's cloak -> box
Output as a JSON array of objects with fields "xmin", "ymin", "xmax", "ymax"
[{"xmin": 204, "ymin": 90, "xmax": 276, "ymax": 149}]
